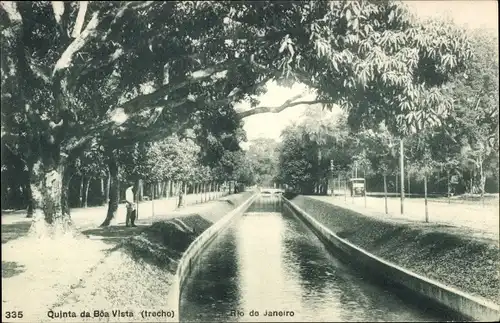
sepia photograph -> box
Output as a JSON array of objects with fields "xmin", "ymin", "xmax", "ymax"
[{"xmin": 1, "ymin": 1, "xmax": 498, "ymax": 322}]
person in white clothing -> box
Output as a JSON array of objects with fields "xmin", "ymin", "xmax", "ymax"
[{"xmin": 125, "ymin": 184, "xmax": 137, "ymax": 227}]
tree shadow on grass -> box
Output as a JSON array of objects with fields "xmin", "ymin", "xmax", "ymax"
[
  {"xmin": 1, "ymin": 222, "xmax": 32, "ymax": 244},
  {"xmin": 2, "ymin": 261, "xmax": 26, "ymax": 278},
  {"xmin": 81, "ymin": 225, "xmax": 148, "ymax": 246}
]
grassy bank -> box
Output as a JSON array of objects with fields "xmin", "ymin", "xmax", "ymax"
[
  {"xmin": 289, "ymin": 195, "xmax": 499, "ymax": 304},
  {"xmin": 2, "ymin": 192, "xmax": 253, "ymax": 323}
]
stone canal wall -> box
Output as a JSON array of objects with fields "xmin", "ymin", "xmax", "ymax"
[
  {"xmin": 169, "ymin": 192, "xmax": 258, "ymax": 319},
  {"xmin": 112, "ymin": 191, "xmax": 256, "ymax": 318},
  {"xmin": 283, "ymin": 196, "xmax": 499, "ymax": 322}
]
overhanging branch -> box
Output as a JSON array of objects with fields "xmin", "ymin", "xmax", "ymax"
[
  {"xmin": 52, "ymin": 11, "xmax": 100, "ymax": 76},
  {"xmin": 1, "ymin": 1, "xmax": 22, "ymax": 23},
  {"xmin": 237, "ymin": 91, "xmax": 335, "ymax": 118},
  {"xmin": 68, "ymin": 46, "xmax": 124, "ymax": 91},
  {"xmin": 71, "ymin": 1, "xmax": 89, "ymax": 38},
  {"xmin": 104, "ymin": 119, "xmax": 192, "ymax": 149},
  {"xmin": 115, "ymin": 59, "xmax": 242, "ymax": 115}
]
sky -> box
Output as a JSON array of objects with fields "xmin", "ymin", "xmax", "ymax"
[{"xmin": 240, "ymin": 0, "xmax": 499, "ymax": 148}]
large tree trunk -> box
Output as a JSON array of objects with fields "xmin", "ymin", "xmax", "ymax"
[
  {"xmin": 157, "ymin": 182, "xmax": 162, "ymax": 198},
  {"xmin": 104, "ymin": 170, "xmax": 110, "ymax": 205},
  {"xmin": 25, "ymin": 161, "xmax": 35, "ymax": 218},
  {"xmin": 82, "ymin": 176, "xmax": 91, "ymax": 208},
  {"xmin": 99, "ymin": 178, "xmax": 105, "ymax": 205},
  {"xmin": 177, "ymin": 181, "xmax": 184, "ymax": 208},
  {"xmin": 25, "ymin": 183, "xmax": 34, "ymax": 218},
  {"xmin": 101, "ymin": 156, "xmax": 120, "ymax": 227},
  {"xmin": 137, "ymin": 179, "xmax": 144, "ymax": 202},
  {"xmin": 79, "ymin": 175, "xmax": 84, "ymax": 207},
  {"xmin": 29, "ymin": 153, "xmax": 72, "ymax": 237},
  {"xmin": 61, "ymin": 162, "xmax": 74, "ymax": 216}
]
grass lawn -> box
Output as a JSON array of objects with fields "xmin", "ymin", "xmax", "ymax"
[{"xmin": 291, "ymin": 195, "xmax": 499, "ymax": 304}]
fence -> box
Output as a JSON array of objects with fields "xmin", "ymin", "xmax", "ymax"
[
  {"xmin": 323, "ymin": 176, "xmax": 499, "ymax": 236},
  {"xmin": 136, "ymin": 184, "xmax": 232, "ymax": 222}
]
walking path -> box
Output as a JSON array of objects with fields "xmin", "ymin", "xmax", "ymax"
[
  {"xmin": 1, "ymin": 191, "xmax": 231, "ymax": 323},
  {"xmin": 309, "ymin": 195, "xmax": 499, "ymax": 241},
  {"xmin": 1, "ymin": 191, "xmax": 226, "ymax": 230}
]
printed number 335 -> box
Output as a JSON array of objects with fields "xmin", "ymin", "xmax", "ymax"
[{"xmin": 5, "ymin": 311, "xmax": 24, "ymax": 319}]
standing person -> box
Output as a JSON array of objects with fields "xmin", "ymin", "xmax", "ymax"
[{"xmin": 125, "ymin": 183, "xmax": 137, "ymax": 227}]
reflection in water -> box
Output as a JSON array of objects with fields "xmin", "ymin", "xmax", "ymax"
[
  {"xmin": 182, "ymin": 228, "xmax": 241, "ymax": 322},
  {"xmin": 180, "ymin": 197, "xmax": 445, "ymax": 322},
  {"xmin": 246, "ymin": 195, "xmax": 283, "ymax": 212}
]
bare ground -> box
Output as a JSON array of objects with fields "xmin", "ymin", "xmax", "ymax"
[
  {"xmin": 290, "ymin": 195, "xmax": 500, "ymax": 304},
  {"xmin": 1, "ymin": 192, "xmax": 252, "ymax": 323}
]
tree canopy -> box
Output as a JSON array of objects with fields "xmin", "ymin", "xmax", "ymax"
[{"xmin": 0, "ymin": 0, "xmax": 476, "ymax": 230}]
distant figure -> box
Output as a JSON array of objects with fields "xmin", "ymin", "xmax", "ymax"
[
  {"xmin": 177, "ymin": 188, "xmax": 184, "ymax": 208},
  {"xmin": 125, "ymin": 184, "xmax": 137, "ymax": 227}
]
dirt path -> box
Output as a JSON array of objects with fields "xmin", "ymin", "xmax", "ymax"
[
  {"xmin": 1, "ymin": 192, "xmax": 225, "ymax": 244},
  {"xmin": 1, "ymin": 192, "xmax": 232, "ymax": 323}
]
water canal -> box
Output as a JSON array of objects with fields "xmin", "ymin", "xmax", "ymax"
[{"xmin": 179, "ymin": 196, "xmax": 447, "ymax": 322}]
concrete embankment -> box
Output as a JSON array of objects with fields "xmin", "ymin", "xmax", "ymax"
[
  {"xmin": 171, "ymin": 191, "xmax": 257, "ymax": 319},
  {"xmin": 45, "ymin": 192, "xmax": 255, "ymax": 322},
  {"xmin": 285, "ymin": 195, "xmax": 499, "ymax": 321}
]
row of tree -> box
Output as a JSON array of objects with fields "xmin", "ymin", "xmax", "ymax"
[
  {"xmin": 277, "ymin": 26, "xmax": 498, "ymax": 197},
  {"xmin": 279, "ymin": 106, "xmax": 499, "ymax": 197},
  {"xmin": 1, "ymin": 131, "xmax": 246, "ymax": 222},
  {"xmin": 1, "ymin": 1, "xmax": 476, "ymax": 235},
  {"xmin": 230, "ymin": 138, "xmax": 280, "ymax": 188}
]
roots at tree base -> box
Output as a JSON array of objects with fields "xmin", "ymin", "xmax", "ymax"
[
  {"xmin": 28, "ymin": 210, "xmax": 77, "ymax": 239},
  {"xmin": 100, "ymin": 210, "xmax": 119, "ymax": 227}
]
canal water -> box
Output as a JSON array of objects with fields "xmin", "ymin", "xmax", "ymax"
[{"xmin": 179, "ymin": 196, "xmax": 445, "ymax": 322}]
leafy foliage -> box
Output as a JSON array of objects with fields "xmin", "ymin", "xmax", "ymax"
[
  {"xmin": 0, "ymin": 1, "xmax": 479, "ymax": 222},
  {"xmin": 245, "ymin": 138, "xmax": 280, "ymax": 186}
]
